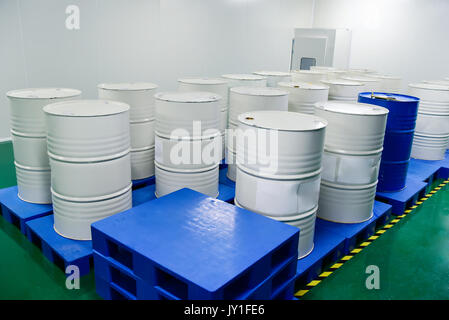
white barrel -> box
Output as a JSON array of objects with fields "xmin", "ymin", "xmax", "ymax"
[
  {"xmin": 155, "ymin": 162, "xmax": 219, "ymax": 198},
  {"xmin": 423, "ymin": 79, "xmax": 449, "ymax": 86},
  {"xmin": 346, "ymin": 68, "xmax": 377, "ymax": 76},
  {"xmin": 341, "ymin": 76, "xmax": 381, "ymax": 92},
  {"xmin": 314, "ymin": 101, "xmax": 388, "ymax": 223},
  {"xmin": 321, "ymin": 79, "xmax": 365, "ymax": 101},
  {"xmin": 7, "ymin": 88, "xmax": 81, "ymax": 136},
  {"xmin": 228, "ymin": 86, "xmax": 289, "ymax": 126},
  {"xmin": 7, "ymin": 88, "xmax": 81, "ymax": 204},
  {"xmin": 129, "ymin": 120, "xmax": 155, "ymax": 150},
  {"xmin": 310, "ymin": 66, "xmax": 336, "ymax": 71},
  {"xmin": 222, "ymin": 74, "xmax": 267, "ymax": 88},
  {"xmin": 291, "ymin": 70, "xmax": 328, "ymax": 83},
  {"xmin": 155, "ymin": 134, "xmax": 222, "ymax": 170},
  {"xmin": 226, "ymin": 146, "xmax": 237, "ymax": 181},
  {"xmin": 314, "ymin": 101, "xmax": 388, "ymax": 154},
  {"xmin": 324, "ymin": 69, "xmax": 348, "ymax": 80},
  {"xmin": 43, "ymin": 100, "xmax": 132, "ymax": 240},
  {"xmin": 15, "ymin": 162, "xmax": 51, "ymax": 204},
  {"xmin": 131, "ymin": 147, "xmax": 155, "ymax": 180},
  {"xmin": 155, "ymin": 91, "xmax": 221, "ymax": 139},
  {"xmin": 52, "ymin": 186, "xmax": 132, "ymax": 241},
  {"xmin": 367, "ymin": 74, "xmax": 402, "ymax": 93},
  {"xmin": 253, "ymin": 71, "xmax": 291, "ymax": 87},
  {"xmin": 409, "ymin": 83, "xmax": 449, "ymax": 160},
  {"xmin": 318, "ymin": 181, "xmax": 378, "ymax": 223},
  {"xmin": 234, "ymin": 110, "xmax": 327, "ymax": 258},
  {"xmin": 97, "ymin": 82, "xmax": 158, "ymax": 122},
  {"xmin": 278, "ymin": 81, "xmax": 329, "ymax": 114}
]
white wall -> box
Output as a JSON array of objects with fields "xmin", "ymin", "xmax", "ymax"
[
  {"xmin": 0, "ymin": 0, "xmax": 314, "ymax": 139},
  {"xmin": 313, "ymin": 0, "xmax": 449, "ymax": 85}
]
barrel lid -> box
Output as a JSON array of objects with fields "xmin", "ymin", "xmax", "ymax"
[
  {"xmin": 292, "ymin": 69, "xmax": 327, "ymax": 75},
  {"xmin": 253, "ymin": 71, "xmax": 291, "ymax": 77},
  {"xmin": 222, "ymin": 74, "xmax": 266, "ymax": 80},
  {"xmin": 423, "ymin": 80, "xmax": 449, "ymax": 86},
  {"xmin": 6, "ymin": 88, "xmax": 81, "ymax": 99},
  {"xmin": 155, "ymin": 91, "xmax": 221, "ymax": 103},
  {"xmin": 368, "ymin": 74, "xmax": 401, "ymax": 80},
  {"xmin": 43, "ymin": 99, "xmax": 129, "ymax": 117},
  {"xmin": 230, "ymin": 86, "xmax": 288, "ymax": 96},
  {"xmin": 341, "ymin": 76, "xmax": 380, "ymax": 83},
  {"xmin": 321, "ymin": 79, "xmax": 364, "ymax": 86},
  {"xmin": 178, "ymin": 78, "xmax": 228, "ymax": 85},
  {"xmin": 348, "ymin": 68, "xmax": 376, "ymax": 74},
  {"xmin": 315, "ymin": 101, "xmax": 389, "ymax": 116},
  {"xmin": 238, "ymin": 111, "xmax": 326, "ymax": 131},
  {"xmin": 359, "ymin": 92, "xmax": 419, "ymax": 102},
  {"xmin": 97, "ymin": 82, "xmax": 158, "ymax": 91},
  {"xmin": 310, "ymin": 66, "xmax": 336, "ymax": 71},
  {"xmin": 409, "ymin": 83, "xmax": 449, "ymax": 91},
  {"xmin": 278, "ymin": 81, "xmax": 329, "ymax": 90}
]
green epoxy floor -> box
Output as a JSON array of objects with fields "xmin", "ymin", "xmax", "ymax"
[{"xmin": 1, "ymin": 140, "xmax": 449, "ymax": 299}]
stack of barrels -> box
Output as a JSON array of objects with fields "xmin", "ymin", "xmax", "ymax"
[
  {"xmin": 98, "ymin": 83, "xmax": 158, "ymax": 181},
  {"xmin": 154, "ymin": 92, "xmax": 221, "ymax": 197},
  {"xmin": 278, "ymin": 81, "xmax": 329, "ymax": 114},
  {"xmin": 358, "ymin": 93, "xmax": 419, "ymax": 192},
  {"xmin": 178, "ymin": 78, "xmax": 229, "ymax": 160},
  {"xmin": 315, "ymin": 101, "xmax": 388, "ymax": 223},
  {"xmin": 234, "ymin": 110, "xmax": 327, "ymax": 258},
  {"xmin": 7, "ymin": 88, "xmax": 81, "ymax": 204},
  {"xmin": 44, "ymin": 100, "xmax": 132, "ymax": 240},
  {"xmin": 226, "ymin": 87, "xmax": 289, "ymax": 181},
  {"xmin": 252, "ymin": 71, "xmax": 291, "ymax": 87},
  {"xmin": 409, "ymin": 83, "xmax": 449, "ymax": 160},
  {"xmin": 321, "ymin": 79, "xmax": 365, "ymax": 101}
]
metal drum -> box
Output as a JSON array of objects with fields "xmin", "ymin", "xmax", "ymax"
[
  {"xmin": 314, "ymin": 101, "xmax": 388, "ymax": 223},
  {"xmin": 341, "ymin": 76, "xmax": 381, "ymax": 92},
  {"xmin": 409, "ymin": 83, "xmax": 449, "ymax": 160},
  {"xmin": 221, "ymin": 74, "xmax": 267, "ymax": 88},
  {"xmin": 358, "ymin": 92, "xmax": 419, "ymax": 192},
  {"xmin": 226, "ymin": 87, "xmax": 289, "ymax": 181},
  {"xmin": 346, "ymin": 68, "xmax": 377, "ymax": 76},
  {"xmin": 278, "ymin": 81, "xmax": 329, "ymax": 114},
  {"xmin": 253, "ymin": 71, "xmax": 291, "ymax": 87},
  {"xmin": 178, "ymin": 78, "xmax": 229, "ymax": 159},
  {"xmin": 6, "ymin": 88, "xmax": 81, "ymax": 203},
  {"xmin": 44, "ymin": 100, "xmax": 132, "ymax": 240},
  {"xmin": 291, "ymin": 70, "xmax": 328, "ymax": 83},
  {"xmin": 98, "ymin": 82, "xmax": 157, "ymax": 180},
  {"xmin": 154, "ymin": 91, "xmax": 221, "ymax": 197},
  {"xmin": 234, "ymin": 110, "xmax": 327, "ymax": 258},
  {"xmin": 321, "ymin": 79, "xmax": 365, "ymax": 101},
  {"xmin": 367, "ymin": 75, "xmax": 402, "ymax": 93},
  {"xmin": 423, "ymin": 80, "xmax": 449, "ymax": 86}
]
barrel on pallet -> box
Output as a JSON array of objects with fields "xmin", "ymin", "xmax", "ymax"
[
  {"xmin": 234, "ymin": 110, "xmax": 327, "ymax": 258},
  {"xmin": 358, "ymin": 92, "xmax": 419, "ymax": 192}
]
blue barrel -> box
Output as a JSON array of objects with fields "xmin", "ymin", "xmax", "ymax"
[{"xmin": 358, "ymin": 92, "xmax": 419, "ymax": 192}]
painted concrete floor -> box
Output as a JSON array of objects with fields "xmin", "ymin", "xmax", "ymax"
[{"xmin": 1, "ymin": 141, "xmax": 448, "ymax": 299}]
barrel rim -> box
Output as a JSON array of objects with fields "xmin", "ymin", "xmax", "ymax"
[
  {"xmin": 253, "ymin": 71, "xmax": 291, "ymax": 77},
  {"xmin": 321, "ymin": 79, "xmax": 364, "ymax": 86},
  {"xmin": 6, "ymin": 88, "xmax": 81, "ymax": 100},
  {"xmin": 341, "ymin": 75, "xmax": 380, "ymax": 83},
  {"xmin": 51, "ymin": 183, "xmax": 132, "ymax": 203},
  {"xmin": 409, "ymin": 82, "xmax": 449, "ymax": 91},
  {"xmin": 221, "ymin": 73, "xmax": 267, "ymax": 80},
  {"xmin": 291, "ymin": 69, "xmax": 328, "ymax": 76},
  {"xmin": 131, "ymin": 145, "xmax": 155, "ymax": 153},
  {"xmin": 278, "ymin": 81, "xmax": 329, "ymax": 90},
  {"xmin": 43, "ymin": 99, "xmax": 130, "ymax": 117},
  {"xmin": 237, "ymin": 110, "xmax": 327, "ymax": 132},
  {"xmin": 155, "ymin": 91, "xmax": 221, "ymax": 103},
  {"xmin": 48, "ymin": 149, "xmax": 130, "ymax": 164},
  {"xmin": 97, "ymin": 82, "xmax": 158, "ymax": 91},
  {"xmin": 230, "ymin": 86, "xmax": 289, "ymax": 97},
  {"xmin": 236, "ymin": 163, "xmax": 322, "ymax": 181},
  {"xmin": 178, "ymin": 78, "xmax": 228, "ymax": 85},
  {"xmin": 358, "ymin": 92, "xmax": 420, "ymax": 102},
  {"xmin": 366, "ymin": 74, "xmax": 401, "ymax": 80},
  {"xmin": 10, "ymin": 129, "xmax": 46, "ymax": 139},
  {"xmin": 315, "ymin": 101, "xmax": 389, "ymax": 116},
  {"xmin": 14, "ymin": 161, "xmax": 50, "ymax": 172},
  {"xmin": 154, "ymin": 160, "xmax": 219, "ymax": 173}
]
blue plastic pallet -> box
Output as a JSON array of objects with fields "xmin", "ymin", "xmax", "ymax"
[
  {"xmin": 94, "ymin": 249, "xmax": 297, "ymax": 300},
  {"xmin": 25, "ymin": 215, "xmax": 93, "ymax": 276},
  {"xmin": 0, "ymin": 186, "xmax": 53, "ymax": 234},
  {"xmin": 316, "ymin": 201, "xmax": 389, "ymax": 254},
  {"xmin": 132, "ymin": 176, "xmax": 155, "ymax": 190},
  {"xmin": 219, "ymin": 167, "xmax": 235, "ymax": 188},
  {"xmin": 408, "ymin": 154, "xmax": 449, "ymax": 192},
  {"xmin": 376, "ymin": 176, "xmax": 427, "ymax": 215},
  {"xmin": 91, "ymin": 188, "xmax": 299, "ymax": 300},
  {"xmin": 295, "ymin": 223, "xmax": 346, "ymax": 286},
  {"xmin": 132, "ymin": 183, "xmax": 236, "ymax": 206}
]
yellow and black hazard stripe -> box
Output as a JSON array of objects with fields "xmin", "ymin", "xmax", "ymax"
[{"xmin": 295, "ymin": 178, "xmax": 449, "ymax": 298}]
